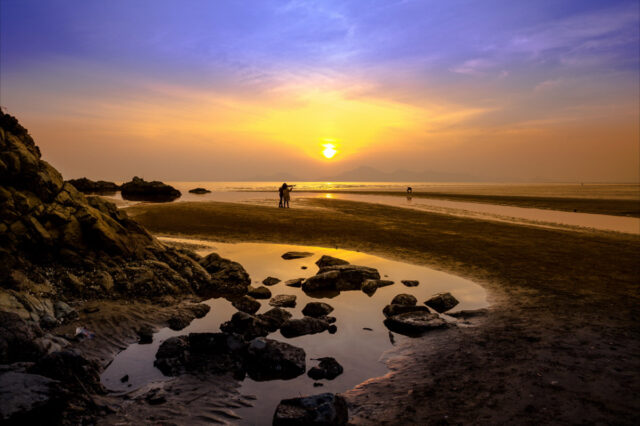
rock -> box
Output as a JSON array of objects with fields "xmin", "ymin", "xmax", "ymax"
[
  {"xmin": 307, "ymin": 357, "xmax": 343, "ymax": 380},
  {"xmin": 391, "ymin": 294, "xmax": 417, "ymax": 306},
  {"xmin": 245, "ymin": 337, "xmax": 306, "ymax": 381},
  {"xmin": 447, "ymin": 308, "xmax": 488, "ymax": 319},
  {"xmin": 315, "ymin": 255, "xmax": 349, "ymax": 268},
  {"xmin": 220, "ymin": 312, "xmax": 271, "ymax": 340},
  {"xmin": 67, "ymin": 178, "xmax": 120, "ymax": 193},
  {"xmin": 262, "ymin": 276, "xmax": 281, "ymax": 286},
  {"xmin": 269, "ymin": 294, "xmax": 296, "ymax": 308},
  {"xmin": 186, "ymin": 303, "xmax": 210, "ymax": 318},
  {"xmin": 382, "ymin": 304, "xmax": 429, "ymax": 318},
  {"xmin": 120, "ymin": 176, "xmax": 181, "ymax": 201},
  {"xmin": 328, "ymin": 325, "xmax": 337, "ymax": 334},
  {"xmin": 231, "ymin": 295, "xmax": 261, "ymax": 314},
  {"xmin": 425, "ymin": 292, "xmax": 459, "ymax": 313},
  {"xmin": 29, "ymin": 349, "xmax": 104, "ymax": 394},
  {"xmin": 247, "ymin": 285, "xmax": 272, "ymax": 299},
  {"xmin": 39, "ymin": 314, "xmax": 58, "ymax": 330},
  {"xmin": 137, "ymin": 326, "xmax": 154, "ymax": 344},
  {"xmin": 120, "ymin": 374, "xmax": 129, "ymax": 383},
  {"xmin": 384, "ymin": 311, "xmax": 447, "ymax": 335},
  {"xmin": 199, "ymin": 253, "xmax": 251, "ymax": 295},
  {"xmin": 281, "ymin": 251, "xmax": 313, "ymax": 260},
  {"xmin": 301, "ymin": 302, "xmax": 334, "ymax": 318},
  {"xmin": 0, "ymin": 371, "xmax": 62, "ymax": 423},
  {"xmin": 273, "ymin": 393, "xmax": 348, "ymax": 426},
  {"xmin": 258, "ymin": 308, "xmax": 293, "ymax": 331},
  {"xmin": 401, "ymin": 280, "xmax": 419, "ymax": 287},
  {"xmin": 284, "ymin": 278, "xmax": 304, "ymax": 287},
  {"xmin": 167, "ymin": 313, "xmax": 193, "ymax": 331},
  {"xmin": 53, "ymin": 301, "xmax": 77, "ymax": 323},
  {"xmin": 188, "ymin": 187, "xmax": 211, "ymax": 194},
  {"xmin": 145, "ymin": 389, "xmax": 167, "ymax": 405},
  {"xmin": 362, "ymin": 279, "xmax": 394, "ymax": 296},
  {"xmin": 280, "ymin": 317, "xmax": 330, "ymax": 338},
  {"xmin": 305, "ymin": 265, "xmax": 381, "ymax": 292},
  {"xmin": 0, "ymin": 311, "xmax": 45, "ymax": 363}
]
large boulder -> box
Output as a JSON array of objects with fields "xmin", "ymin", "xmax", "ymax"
[
  {"xmin": 383, "ymin": 311, "xmax": 447, "ymax": 335},
  {"xmin": 273, "ymin": 393, "xmax": 348, "ymax": 426},
  {"xmin": 199, "ymin": 252, "xmax": 251, "ymax": 295},
  {"xmin": 280, "ymin": 317, "xmax": 330, "ymax": 338},
  {"xmin": 120, "ymin": 176, "xmax": 181, "ymax": 201},
  {"xmin": 425, "ymin": 292, "xmax": 460, "ymax": 313},
  {"xmin": 245, "ymin": 337, "xmax": 306, "ymax": 381}
]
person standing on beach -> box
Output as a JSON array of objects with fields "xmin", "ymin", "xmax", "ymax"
[
  {"xmin": 282, "ymin": 183, "xmax": 294, "ymax": 208},
  {"xmin": 278, "ymin": 183, "xmax": 286, "ymax": 208}
]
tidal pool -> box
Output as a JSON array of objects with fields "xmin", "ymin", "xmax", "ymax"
[{"xmin": 101, "ymin": 238, "xmax": 488, "ymax": 424}]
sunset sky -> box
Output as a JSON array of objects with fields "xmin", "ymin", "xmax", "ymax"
[{"xmin": 1, "ymin": 0, "xmax": 638, "ymax": 182}]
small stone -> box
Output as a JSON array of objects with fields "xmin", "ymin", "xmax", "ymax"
[
  {"xmin": 401, "ymin": 280, "xmax": 419, "ymax": 287},
  {"xmin": 281, "ymin": 251, "xmax": 313, "ymax": 260},
  {"xmin": 247, "ymin": 286, "xmax": 272, "ymax": 299},
  {"xmin": 262, "ymin": 277, "xmax": 281, "ymax": 286},
  {"xmin": 285, "ymin": 278, "xmax": 304, "ymax": 287},
  {"xmin": 269, "ymin": 294, "xmax": 296, "ymax": 308},
  {"xmin": 315, "ymin": 255, "xmax": 349, "ymax": 268},
  {"xmin": 232, "ymin": 295, "xmax": 261, "ymax": 314},
  {"xmin": 391, "ymin": 294, "xmax": 417, "ymax": 306},
  {"xmin": 424, "ymin": 292, "xmax": 459, "ymax": 313},
  {"xmin": 301, "ymin": 302, "xmax": 334, "ymax": 318},
  {"xmin": 120, "ymin": 374, "xmax": 129, "ymax": 383}
]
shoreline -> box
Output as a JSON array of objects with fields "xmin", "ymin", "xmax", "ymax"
[{"xmin": 124, "ymin": 199, "xmax": 640, "ymax": 424}]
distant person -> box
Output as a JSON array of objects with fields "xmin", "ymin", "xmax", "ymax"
[
  {"xmin": 278, "ymin": 183, "xmax": 286, "ymax": 208},
  {"xmin": 407, "ymin": 186, "xmax": 412, "ymax": 194},
  {"xmin": 282, "ymin": 183, "xmax": 295, "ymax": 208}
]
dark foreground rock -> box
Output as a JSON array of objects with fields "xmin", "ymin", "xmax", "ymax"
[
  {"xmin": 231, "ymin": 295, "xmax": 261, "ymax": 314},
  {"xmin": 120, "ymin": 176, "xmax": 181, "ymax": 201},
  {"xmin": 188, "ymin": 187, "xmax": 211, "ymax": 194},
  {"xmin": 262, "ymin": 276, "xmax": 281, "ymax": 286},
  {"xmin": 425, "ymin": 292, "xmax": 459, "ymax": 313},
  {"xmin": 270, "ymin": 294, "xmax": 297, "ymax": 308},
  {"xmin": 401, "ymin": 280, "xmax": 419, "ymax": 287},
  {"xmin": 273, "ymin": 393, "xmax": 348, "ymax": 426},
  {"xmin": 307, "ymin": 357, "xmax": 343, "ymax": 380},
  {"xmin": 67, "ymin": 178, "xmax": 120, "ymax": 193},
  {"xmin": 281, "ymin": 251, "xmax": 313, "ymax": 260},
  {"xmin": 391, "ymin": 293, "xmax": 417, "ymax": 306},
  {"xmin": 302, "ymin": 265, "xmax": 380, "ymax": 293},
  {"xmin": 220, "ymin": 308, "xmax": 293, "ymax": 340},
  {"xmin": 383, "ymin": 304, "xmax": 429, "ymax": 318},
  {"xmin": 361, "ymin": 279, "xmax": 394, "ymax": 296},
  {"xmin": 302, "ymin": 302, "xmax": 334, "ymax": 318},
  {"xmin": 384, "ymin": 311, "xmax": 447, "ymax": 336},
  {"xmin": 315, "ymin": 255, "xmax": 349, "ymax": 268},
  {"xmin": 280, "ymin": 317, "xmax": 330, "ymax": 338},
  {"xmin": 0, "ymin": 370, "xmax": 63, "ymax": 424},
  {"xmin": 167, "ymin": 303, "xmax": 211, "ymax": 330}
]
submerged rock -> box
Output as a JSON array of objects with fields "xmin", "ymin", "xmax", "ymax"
[
  {"xmin": 315, "ymin": 255, "xmax": 349, "ymax": 268},
  {"xmin": 280, "ymin": 317, "xmax": 330, "ymax": 338},
  {"xmin": 188, "ymin": 187, "xmax": 211, "ymax": 194},
  {"xmin": 262, "ymin": 276, "xmax": 281, "ymax": 286},
  {"xmin": 120, "ymin": 176, "xmax": 181, "ymax": 201},
  {"xmin": 247, "ymin": 285, "xmax": 272, "ymax": 299},
  {"xmin": 273, "ymin": 393, "xmax": 348, "ymax": 426},
  {"xmin": 425, "ymin": 292, "xmax": 459, "ymax": 313},
  {"xmin": 301, "ymin": 302, "xmax": 334, "ymax": 318},
  {"xmin": 361, "ymin": 279, "xmax": 394, "ymax": 296},
  {"xmin": 269, "ymin": 294, "xmax": 297, "ymax": 308},
  {"xmin": 281, "ymin": 252, "xmax": 313, "ymax": 260},
  {"xmin": 231, "ymin": 295, "xmax": 261, "ymax": 314},
  {"xmin": 384, "ymin": 311, "xmax": 447, "ymax": 335},
  {"xmin": 245, "ymin": 337, "xmax": 306, "ymax": 381},
  {"xmin": 307, "ymin": 357, "xmax": 343, "ymax": 380}
]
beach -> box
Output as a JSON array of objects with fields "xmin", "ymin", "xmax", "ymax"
[{"xmin": 121, "ymin": 197, "xmax": 640, "ymax": 424}]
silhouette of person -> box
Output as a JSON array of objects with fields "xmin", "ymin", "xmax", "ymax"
[
  {"xmin": 282, "ymin": 183, "xmax": 294, "ymax": 208},
  {"xmin": 407, "ymin": 186, "xmax": 412, "ymax": 194},
  {"xmin": 278, "ymin": 183, "xmax": 286, "ymax": 208}
]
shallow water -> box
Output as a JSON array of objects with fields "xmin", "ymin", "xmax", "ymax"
[{"xmin": 101, "ymin": 238, "xmax": 488, "ymax": 424}]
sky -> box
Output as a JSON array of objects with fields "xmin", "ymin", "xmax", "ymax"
[{"xmin": 1, "ymin": 0, "xmax": 638, "ymax": 182}]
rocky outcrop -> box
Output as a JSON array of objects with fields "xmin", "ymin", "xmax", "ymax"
[
  {"xmin": 120, "ymin": 176, "xmax": 181, "ymax": 201},
  {"xmin": 67, "ymin": 178, "xmax": 120, "ymax": 193},
  {"xmin": 273, "ymin": 393, "xmax": 348, "ymax": 426},
  {"xmin": 425, "ymin": 292, "xmax": 460, "ymax": 313},
  {"xmin": 188, "ymin": 187, "xmax": 211, "ymax": 194}
]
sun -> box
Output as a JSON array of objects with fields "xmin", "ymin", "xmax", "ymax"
[{"xmin": 322, "ymin": 143, "xmax": 337, "ymax": 159}]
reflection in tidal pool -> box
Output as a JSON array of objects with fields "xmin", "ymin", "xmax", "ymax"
[{"xmin": 101, "ymin": 238, "xmax": 488, "ymax": 424}]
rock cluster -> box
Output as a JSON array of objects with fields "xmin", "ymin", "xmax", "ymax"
[
  {"xmin": 302, "ymin": 264, "xmax": 381, "ymax": 293},
  {"xmin": 67, "ymin": 178, "xmax": 120, "ymax": 193},
  {"xmin": 120, "ymin": 176, "xmax": 181, "ymax": 201},
  {"xmin": 273, "ymin": 393, "xmax": 348, "ymax": 426}
]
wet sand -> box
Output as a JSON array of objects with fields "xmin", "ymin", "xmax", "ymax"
[{"xmin": 125, "ymin": 199, "xmax": 640, "ymax": 424}]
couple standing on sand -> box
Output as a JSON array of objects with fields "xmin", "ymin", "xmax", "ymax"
[{"xmin": 278, "ymin": 183, "xmax": 295, "ymax": 208}]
